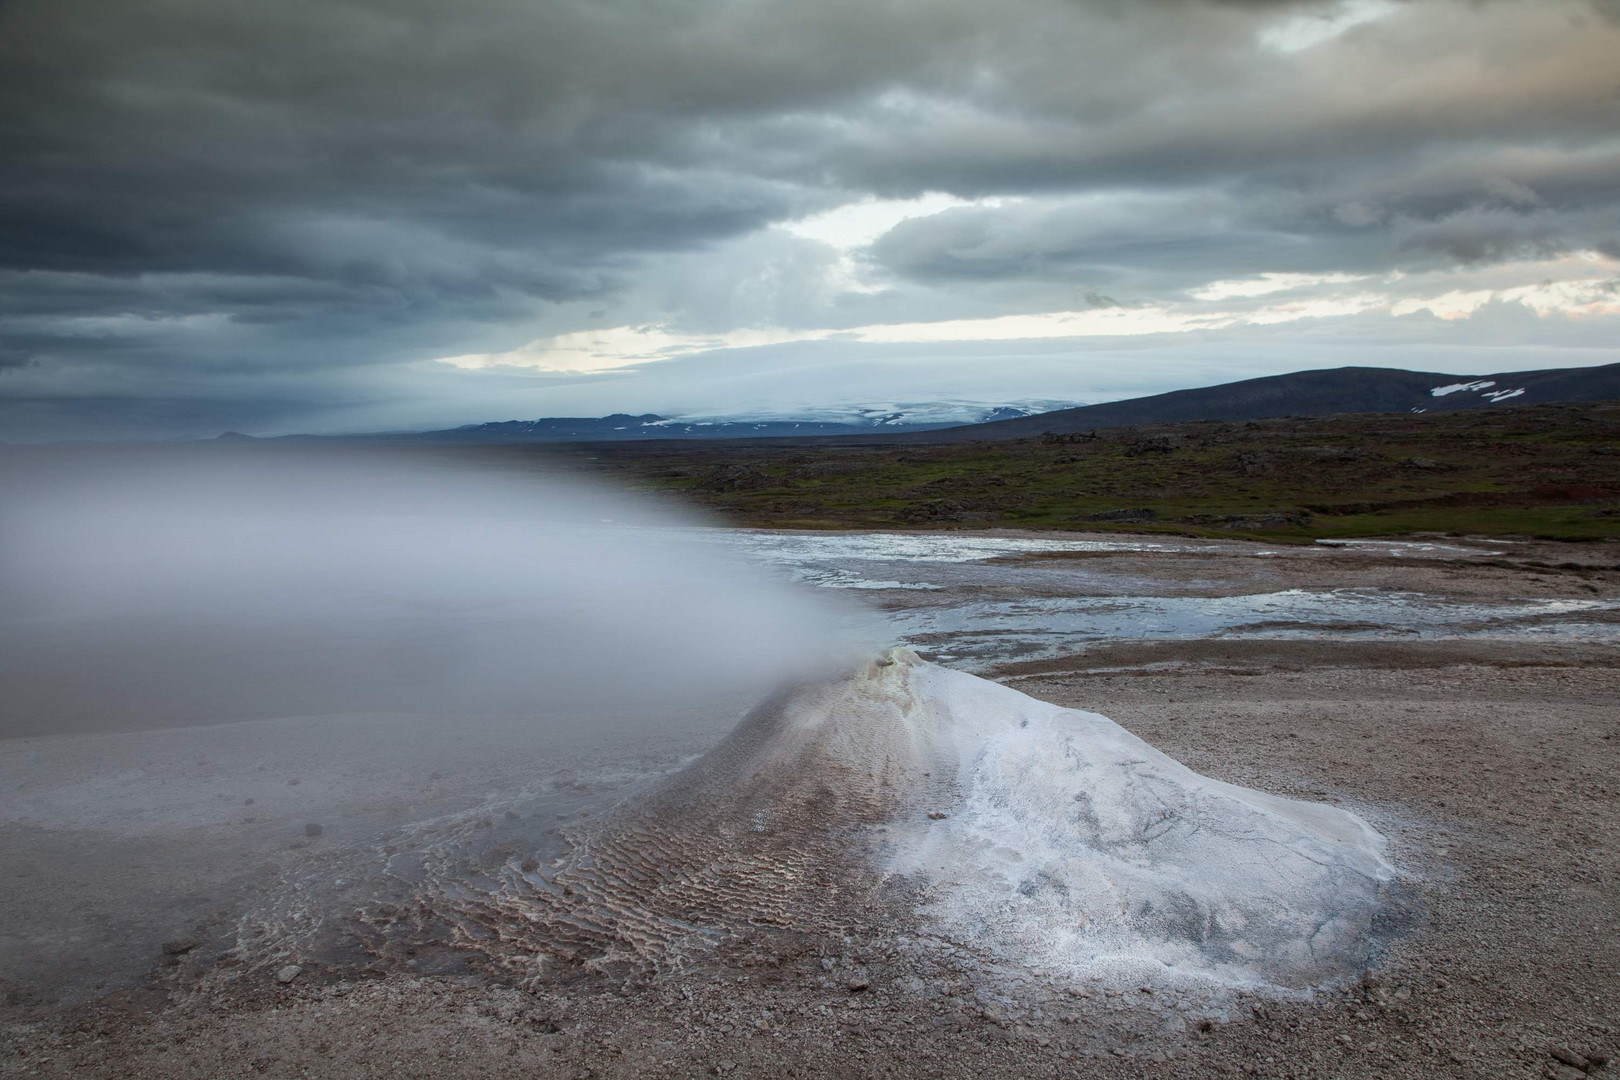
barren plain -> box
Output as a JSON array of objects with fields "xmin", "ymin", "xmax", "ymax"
[{"xmin": 3, "ymin": 532, "xmax": 1618, "ymax": 1080}]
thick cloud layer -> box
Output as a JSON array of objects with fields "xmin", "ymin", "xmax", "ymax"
[{"xmin": 1, "ymin": 0, "xmax": 1617, "ymax": 439}]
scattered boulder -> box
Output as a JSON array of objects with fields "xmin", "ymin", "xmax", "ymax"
[
  {"xmin": 1078, "ymin": 508, "xmax": 1157, "ymax": 523},
  {"xmin": 1549, "ymin": 1046, "xmax": 1589, "ymax": 1070},
  {"xmin": 789, "ymin": 460, "xmax": 873, "ymax": 478},
  {"xmin": 696, "ymin": 464, "xmax": 772, "ymax": 492},
  {"xmin": 1297, "ymin": 445, "xmax": 1375, "ymax": 463},
  {"xmin": 1234, "ymin": 452, "xmax": 1275, "ymax": 476},
  {"xmin": 897, "ymin": 500, "xmax": 967, "ymax": 524},
  {"xmin": 1124, "ymin": 435, "xmax": 1182, "ymax": 456},
  {"xmin": 1178, "ymin": 512, "xmax": 1313, "ymax": 530}
]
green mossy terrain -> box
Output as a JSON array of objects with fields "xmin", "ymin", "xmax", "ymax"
[{"xmin": 537, "ymin": 400, "xmax": 1620, "ymax": 542}]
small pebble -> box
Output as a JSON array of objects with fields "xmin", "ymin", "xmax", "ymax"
[{"xmin": 1550, "ymin": 1047, "xmax": 1589, "ymax": 1070}]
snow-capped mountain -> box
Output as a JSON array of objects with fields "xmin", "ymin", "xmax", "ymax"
[
  {"xmin": 220, "ymin": 362, "xmax": 1619, "ymax": 446},
  {"xmin": 918, "ymin": 362, "xmax": 1620, "ymax": 441}
]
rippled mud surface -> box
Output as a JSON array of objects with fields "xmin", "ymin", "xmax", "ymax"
[{"xmin": 0, "ymin": 715, "xmax": 714, "ymax": 1001}]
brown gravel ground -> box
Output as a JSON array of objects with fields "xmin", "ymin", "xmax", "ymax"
[{"xmin": 4, "ymin": 636, "xmax": 1617, "ymax": 1080}]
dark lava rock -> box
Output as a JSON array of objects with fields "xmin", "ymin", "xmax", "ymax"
[
  {"xmin": 1079, "ymin": 507, "xmax": 1157, "ymax": 523},
  {"xmin": 697, "ymin": 464, "xmax": 772, "ymax": 492},
  {"xmin": 1549, "ymin": 1046, "xmax": 1590, "ymax": 1070},
  {"xmin": 897, "ymin": 500, "xmax": 966, "ymax": 524},
  {"xmin": 1124, "ymin": 436, "xmax": 1183, "ymax": 456}
]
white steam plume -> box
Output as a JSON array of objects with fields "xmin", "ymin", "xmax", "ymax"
[{"xmin": 0, "ymin": 446, "xmax": 856, "ymax": 736}]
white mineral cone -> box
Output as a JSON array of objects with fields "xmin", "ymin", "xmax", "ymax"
[
  {"xmin": 481, "ymin": 648, "xmax": 1393, "ymax": 990},
  {"xmin": 871, "ymin": 649, "xmax": 1393, "ymax": 989}
]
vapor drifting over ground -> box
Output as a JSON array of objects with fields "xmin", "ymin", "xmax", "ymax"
[
  {"xmin": 0, "ymin": 447, "xmax": 861, "ymax": 997},
  {"xmin": 0, "ymin": 448, "xmax": 855, "ymax": 733}
]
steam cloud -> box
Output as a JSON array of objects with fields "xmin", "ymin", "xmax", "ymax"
[{"xmin": 0, "ymin": 447, "xmax": 855, "ymax": 738}]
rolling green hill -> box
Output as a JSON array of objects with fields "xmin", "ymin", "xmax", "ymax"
[{"xmin": 555, "ymin": 400, "xmax": 1620, "ymax": 542}]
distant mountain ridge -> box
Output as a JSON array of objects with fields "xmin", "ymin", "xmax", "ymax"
[
  {"xmin": 902, "ymin": 361, "xmax": 1620, "ymax": 442},
  {"xmin": 408, "ymin": 413, "xmax": 940, "ymax": 442},
  {"xmin": 205, "ymin": 364, "xmax": 1620, "ymax": 446},
  {"xmin": 241, "ymin": 401, "xmax": 1074, "ymax": 444}
]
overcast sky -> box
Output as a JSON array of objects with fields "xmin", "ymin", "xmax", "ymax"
[{"xmin": 2, "ymin": 0, "xmax": 1618, "ymax": 440}]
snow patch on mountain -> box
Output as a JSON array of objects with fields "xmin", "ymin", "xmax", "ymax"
[
  {"xmin": 1430, "ymin": 380, "xmax": 1496, "ymax": 397},
  {"xmin": 714, "ymin": 399, "xmax": 1079, "ymax": 428}
]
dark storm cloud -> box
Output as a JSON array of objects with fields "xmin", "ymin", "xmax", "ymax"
[
  {"xmin": 1395, "ymin": 209, "xmax": 1572, "ymax": 264},
  {"xmin": 865, "ymin": 171, "xmax": 1620, "ymax": 294},
  {"xmin": 1, "ymin": 0, "xmax": 1617, "ymax": 438}
]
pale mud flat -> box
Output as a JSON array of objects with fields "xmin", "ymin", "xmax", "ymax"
[
  {"xmin": 0, "ymin": 711, "xmax": 729, "ymax": 999},
  {"xmin": 4, "ymin": 534, "xmax": 1620, "ymax": 1080}
]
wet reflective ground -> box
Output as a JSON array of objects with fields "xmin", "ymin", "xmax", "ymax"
[{"xmin": 708, "ymin": 530, "xmax": 1620, "ymax": 667}]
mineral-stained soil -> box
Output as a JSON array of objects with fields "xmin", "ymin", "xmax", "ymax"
[{"xmin": 4, "ymin": 631, "xmax": 1616, "ymax": 1079}]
